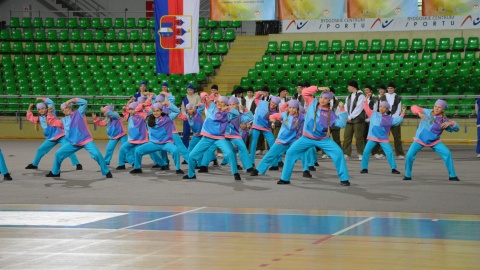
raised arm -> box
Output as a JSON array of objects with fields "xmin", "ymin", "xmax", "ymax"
[
  {"xmin": 268, "ymin": 113, "xmax": 283, "ymax": 122},
  {"xmin": 227, "ymin": 107, "xmax": 240, "ymax": 122},
  {"xmin": 46, "ymin": 108, "xmax": 64, "ymax": 128},
  {"xmin": 167, "ymin": 102, "xmax": 180, "ymax": 120},
  {"xmin": 410, "ymin": 105, "xmax": 424, "ymax": 116},
  {"xmin": 254, "ymin": 91, "xmax": 263, "ymax": 106},
  {"xmin": 135, "ymin": 103, "xmax": 147, "ymax": 120},
  {"xmin": 177, "ymin": 113, "xmax": 188, "ymax": 121},
  {"xmin": 240, "ymin": 111, "xmax": 254, "ymax": 123},
  {"xmin": 302, "ymin": 86, "xmax": 319, "ymax": 107},
  {"xmin": 75, "ymin": 98, "xmax": 88, "ymax": 116},
  {"xmin": 279, "ymin": 102, "xmax": 289, "ymax": 113},
  {"xmin": 363, "ymin": 100, "xmax": 373, "ymax": 118},
  {"xmin": 26, "ymin": 104, "xmax": 39, "ymax": 124},
  {"xmin": 196, "ymin": 103, "xmax": 205, "ymax": 115}
]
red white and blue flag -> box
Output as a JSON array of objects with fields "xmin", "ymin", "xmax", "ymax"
[{"xmin": 154, "ymin": 0, "xmax": 199, "ymax": 74}]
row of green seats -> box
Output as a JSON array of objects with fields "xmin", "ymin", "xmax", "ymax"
[
  {"xmin": 266, "ymin": 37, "xmax": 480, "ymax": 54},
  {"xmin": 0, "ymin": 29, "xmax": 155, "ymax": 42},
  {"xmin": 8, "ymin": 17, "xmax": 154, "ymax": 29},
  {"xmin": 0, "ymin": 41, "xmax": 156, "ymax": 54},
  {"xmin": 199, "ymin": 42, "xmax": 229, "ymax": 55},
  {"xmin": 199, "ymin": 29, "xmax": 236, "ymax": 42},
  {"xmin": 199, "ymin": 18, "xmax": 242, "ymax": 29},
  {"xmin": 0, "ymin": 54, "xmax": 156, "ymax": 65}
]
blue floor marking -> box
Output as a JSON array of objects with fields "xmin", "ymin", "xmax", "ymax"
[{"xmin": 339, "ymin": 218, "xmax": 480, "ymax": 241}]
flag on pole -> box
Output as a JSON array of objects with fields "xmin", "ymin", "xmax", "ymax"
[{"xmin": 154, "ymin": 0, "xmax": 199, "ymax": 74}]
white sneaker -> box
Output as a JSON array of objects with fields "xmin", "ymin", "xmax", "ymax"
[
  {"xmin": 397, "ymin": 155, "xmax": 405, "ymax": 160},
  {"xmin": 358, "ymin": 155, "xmax": 362, "ymax": 161},
  {"xmin": 322, "ymin": 154, "xmax": 329, "ymax": 159},
  {"xmin": 374, "ymin": 154, "xmax": 385, "ymax": 159},
  {"xmin": 344, "ymin": 154, "xmax": 349, "ymax": 160},
  {"xmin": 477, "ymin": 154, "xmax": 480, "ymax": 158},
  {"xmin": 217, "ymin": 151, "xmax": 224, "ymax": 158},
  {"xmin": 255, "ymin": 150, "xmax": 261, "ymax": 155}
]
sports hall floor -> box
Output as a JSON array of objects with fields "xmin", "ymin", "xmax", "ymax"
[{"xmin": 0, "ymin": 140, "xmax": 479, "ymax": 269}]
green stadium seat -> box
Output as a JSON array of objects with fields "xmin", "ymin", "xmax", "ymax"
[
  {"xmin": 466, "ymin": 37, "xmax": 479, "ymax": 51},
  {"xmin": 67, "ymin": 18, "xmax": 78, "ymax": 28},
  {"xmin": 126, "ymin": 18, "xmax": 136, "ymax": 28},
  {"xmin": 291, "ymin": 41, "xmax": 303, "ymax": 54},
  {"xmin": 266, "ymin": 41, "xmax": 278, "ymax": 54},
  {"xmin": 117, "ymin": 30, "xmax": 127, "ymax": 41},
  {"xmin": 141, "ymin": 30, "xmax": 152, "ymax": 41},
  {"xmin": 303, "ymin": 40, "xmax": 316, "ymax": 54},
  {"xmin": 421, "ymin": 52, "xmax": 433, "ymax": 63},
  {"xmin": 72, "ymin": 43, "xmax": 83, "ymax": 54},
  {"xmin": 147, "ymin": 19, "xmax": 155, "ymax": 29},
  {"xmin": 92, "ymin": 30, "xmax": 104, "ymax": 41},
  {"xmin": 11, "ymin": 42, "xmax": 22, "ymax": 53},
  {"xmin": 33, "ymin": 17, "xmax": 43, "ymax": 28},
  {"xmin": 95, "ymin": 43, "xmax": 107, "ymax": 54},
  {"xmin": 231, "ymin": 20, "xmax": 242, "ymax": 28},
  {"xmin": 120, "ymin": 43, "xmax": 131, "ymax": 54},
  {"xmin": 70, "ymin": 30, "xmax": 81, "ymax": 41},
  {"xmin": 129, "ymin": 30, "xmax": 140, "ymax": 41},
  {"xmin": 90, "ymin": 18, "xmax": 101, "ymax": 28},
  {"xmin": 132, "ymin": 43, "xmax": 143, "ymax": 54},
  {"xmin": 317, "ymin": 40, "xmax": 328, "ymax": 54},
  {"xmin": 46, "ymin": 30, "xmax": 57, "ymax": 41},
  {"xmin": 279, "ymin": 41, "xmax": 291, "ymax": 54},
  {"xmin": 21, "ymin": 18, "xmax": 32, "ymax": 28},
  {"xmin": 107, "ymin": 43, "xmax": 119, "ymax": 54},
  {"xmin": 438, "ymin": 38, "xmax": 451, "ymax": 51},
  {"xmin": 35, "ymin": 42, "xmax": 47, "ymax": 53},
  {"xmin": 223, "ymin": 29, "xmax": 235, "ymax": 42},
  {"xmin": 457, "ymin": 67, "xmax": 471, "ymax": 77},
  {"xmin": 407, "ymin": 52, "xmax": 419, "ymax": 62},
  {"xmin": 397, "ymin": 39, "xmax": 409, "ymax": 52},
  {"xmin": 9, "ymin": 17, "xmax": 20, "ymax": 28},
  {"xmin": 35, "ymin": 30, "xmax": 47, "ymax": 41},
  {"xmin": 210, "ymin": 55, "xmax": 222, "ymax": 68},
  {"xmin": 204, "ymin": 42, "xmax": 216, "ymax": 54},
  {"xmin": 137, "ymin": 18, "xmax": 147, "ymax": 28},
  {"xmin": 0, "ymin": 30, "xmax": 10, "ymax": 40},
  {"xmin": 357, "ymin": 39, "xmax": 368, "ymax": 53},
  {"xmin": 23, "ymin": 29, "xmax": 34, "ymax": 40},
  {"xmin": 449, "ymin": 51, "xmax": 461, "ymax": 62},
  {"xmin": 105, "ymin": 30, "xmax": 116, "ymax": 41},
  {"xmin": 144, "ymin": 43, "xmax": 155, "ymax": 54},
  {"xmin": 198, "ymin": 17, "xmax": 206, "ymax": 28},
  {"xmin": 464, "ymin": 51, "xmax": 476, "ymax": 62},
  {"xmin": 11, "ymin": 29, "xmax": 22, "ymax": 40},
  {"xmin": 114, "ymin": 18, "xmax": 125, "ymax": 29},
  {"xmin": 207, "ymin": 19, "xmax": 218, "ymax": 28},
  {"xmin": 369, "ymin": 39, "xmax": 382, "ymax": 53},
  {"xmin": 23, "ymin": 42, "xmax": 35, "ymax": 53},
  {"xmin": 452, "ymin": 37, "xmax": 465, "ymax": 51},
  {"xmin": 212, "ymin": 29, "xmax": 223, "ymax": 41},
  {"xmin": 383, "ymin": 39, "xmax": 395, "ymax": 53},
  {"xmin": 393, "ymin": 53, "xmax": 405, "ymax": 64},
  {"xmin": 219, "ymin": 21, "xmax": 230, "ymax": 28},
  {"xmin": 84, "ymin": 43, "xmax": 95, "ymax": 54},
  {"xmin": 48, "ymin": 42, "xmax": 59, "ymax": 53},
  {"xmin": 82, "ymin": 30, "xmax": 93, "ymax": 41},
  {"xmin": 423, "ymin": 38, "xmax": 436, "ymax": 51},
  {"xmin": 79, "ymin": 18, "xmax": 90, "ymax": 28},
  {"xmin": 59, "ymin": 30, "xmax": 69, "ymax": 41},
  {"xmin": 330, "ymin": 40, "xmax": 342, "ymax": 53},
  {"xmin": 103, "ymin": 18, "xmax": 113, "ymax": 28},
  {"xmin": 410, "ymin": 38, "xmax": 423, "ymax": 52},
  {"xmin": 343, "ymin": 40, "xmax": 355, "ymax": 53},
  {"xmin": 216, "ymin": 42, "xmax": 228, "ymax": 54},
  {"xmin": 60, "ymin": 43, "xmax": 71, "ymax": 53},
  {"xmin": 199, "ymin": 29, "xmax": 211, "ymax": 42},
  {"xmin": 43, "ymin": 17, "xmax": 54, "ymax": 28}
]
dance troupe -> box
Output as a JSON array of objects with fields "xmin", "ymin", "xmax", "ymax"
[{"xmin": 0, "ymin": 80, "xmax": 468, "ymax": 184}]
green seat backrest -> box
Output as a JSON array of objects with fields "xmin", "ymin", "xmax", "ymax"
[
  {"xmin": 126, "ymin": 18, "xmax": 136, "ymax": 28},
  {"xmin": 114, "ymin": 18, "xmax": 125, "ymax": 28}
]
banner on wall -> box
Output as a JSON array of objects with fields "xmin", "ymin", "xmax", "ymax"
[
  {"xmin": 210, "ymin": 0, "xmax": 275, "ymax": 20},
  {"xmin": 278, "ymin": 0, "xmax": 344, "ymax": 20},
  {"xmin": 347, "ymin": 0, "xmax": 418, "ymax": 18},
  {"xmin": 282, "ymin": 15, "xmax": 480, "ymax": 33},
  {"xmin": 154, "ymin": 0, "xmax": 199, "ymax": 75},
  {"xmin": 423, "ymin": 0, "xmax": 480, "ymax": 16}
]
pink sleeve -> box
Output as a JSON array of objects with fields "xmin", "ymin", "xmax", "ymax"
[
  {"xmin": 254, "ymin": 91, "xmax": 263, "ymax": 106},
  {"xmin": 279, "ymin": 102, "xmax": 289, "ymax": 113},
  {"xmin": 93, "ymin": 118, "xmax": 107, "ymax": 126},
  {"xmin": 269, "ymin": 113, "xmax": 282, "ymax": 121},
  {"xmin": 411, "ymin": 105, "xmax": 424, "ymax": 115},
  {"xmin": 135, "ymin": 103, "xmax": 147, "ymax": 120},
  {"xmin": 302, "ymin": 86, "xmax": 319, "ymax": 107},
  {"xmin": 363, "ymin": 101, "xmax": 373, "ymax": 118},
  {"xmin": 26, "ymin": 111, "xmax": 39, "ymax": 124},
  {"xmin": 47, "ymin": 113, "xmax": 63, "ymax": 128},
  {"xmin": 177, "ymin": 114, "xmax": 188, "ymax": 121},
  {"xmin": 122, "ymin": 108, "xmax": 129, "ymax": 120},
  {"xmin": 209, "ymin": 93, "xmax": 216, "ymax": 102},
  {"xmin": 145, "ymin": 99, "xmax": 152, "ymax": 106},
  {"xmin": 73, "ymin": 98, "xmax": 78, "ymax": 103}
]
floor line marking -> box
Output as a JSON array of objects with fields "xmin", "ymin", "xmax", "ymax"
[
  {"xmin": 332, "ymin": 217, "xmax": 375, "ymax": 236},
  {"xmin": 118, "ymin": 207, "xmax": 207, "ymax": 230}
]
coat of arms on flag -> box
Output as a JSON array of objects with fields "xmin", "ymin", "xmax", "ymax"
[{"xmin": 154, "ymin": 0, "xmax": 199, "ymax": 75}]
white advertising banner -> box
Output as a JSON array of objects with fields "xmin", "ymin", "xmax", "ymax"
[{"xmin": 282, "ymin": 15, "xmax": 480, "ymax": 33}]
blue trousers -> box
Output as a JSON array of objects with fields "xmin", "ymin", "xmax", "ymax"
[
  {"xmin": 134, "ymin": 142, "xmax": 180, "ymax": 170},
  {"xmin": 281, "ymin": 136, "xmax": 350, "ymax": 182},
  {"xmin": 0, "ymin": 148, "xmax": 9, "ymax": 175},
  {"xmin": 249, "ymin": 129, "xmax": 275, "ymax": 165},
  {"xmin": 361, "ymin": 140, "xmax": 397, "ymax": 170},
  {"xmin": 188, "ymin": 136, "xmax": 202, "ymax": 153},
  {"xmin": 405, "ymin": 141, "xmax": 457, "ymax": 178},
  {"xmin": 477, "ymin": 126, "xmax": 480, "ymax": 154},
  {"xmin": 119, "ymin": 142, "xmax": 165, "ymax": 167},
  {"xmin": 257, "ymin": 143, "xmax": 290, "ymax": 174},
  {"xmin": 188, "ymin": 137, "xmax": 238, "ymax": 177},
  {"xmin": 52, "ymin": 141, "xmax": 110, "ymax": 175},
  {"xmin": 182, "ymin": 119, "xmax": 190, "ymax": 148},
  {"xmin": 304, "ymin": 147, "xmax": 317, "ymax": 167},
  {"xmin": 104, "ymin": 135, "xmax": 133, "ymax": 166},
  {"xmin": 32, "ymin": 136, "xmax": 80, "ymax": 167},
  {"xmin": 173, "ymin": 133, "xmax": 190, "ymax": 162},
  {"xmin": 203, "ymin": 138, "xmax": 252, "ymax": 169}
]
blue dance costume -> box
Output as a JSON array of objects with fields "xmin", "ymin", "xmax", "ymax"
[
  {"xmin": 249, "ymin": 92, "xmax": 278, "ymax": 165},
  {"xmin": 280, "ymin": 87, "xmax": 349, "ymax": 184}
]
